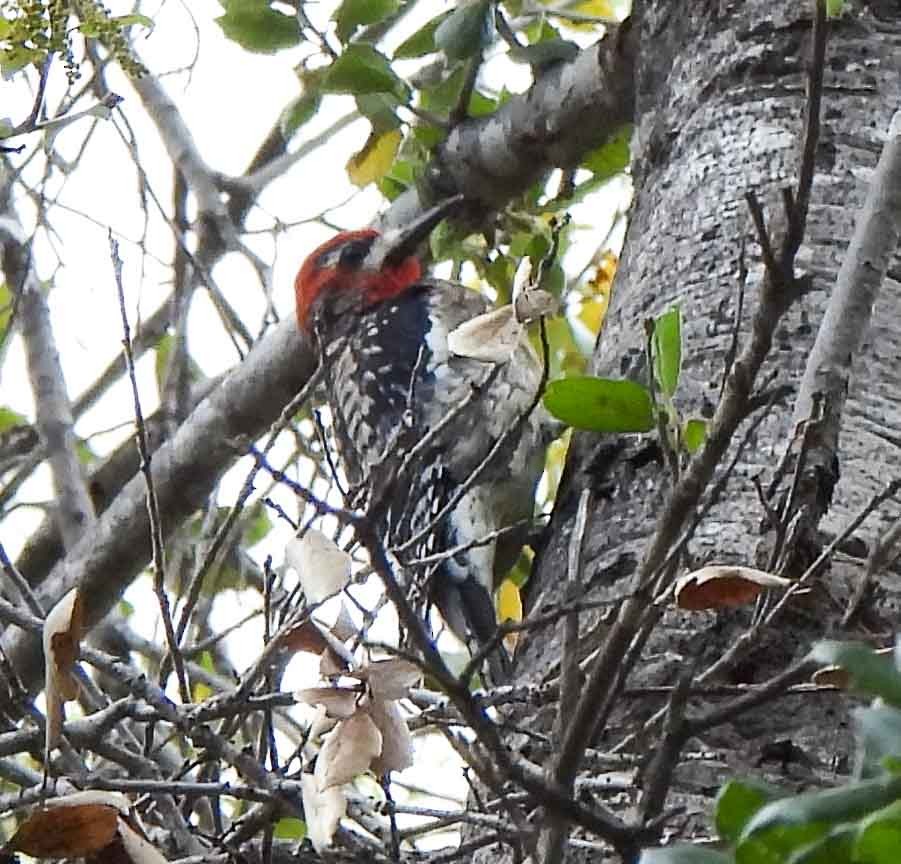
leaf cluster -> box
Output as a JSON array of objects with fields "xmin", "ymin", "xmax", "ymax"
[
  {"xmin": 0, "ymin": 0, "xmax": 149, "ymax": 81},
  {"xmin": 641, "ymin": 640, "xmax": 901, "ymax": 864}
]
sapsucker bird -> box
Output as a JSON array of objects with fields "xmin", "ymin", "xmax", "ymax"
[{"xmin": 295, "ymin": 200, "xmax": 546, "ymax": 680}]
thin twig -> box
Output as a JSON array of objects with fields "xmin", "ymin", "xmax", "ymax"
[
  {"xmin": 699, "ymin": 478, "xmax": 901, "ymax": 683},
  {"xmin": 542, "ymin": 489, "xmax": 591, "ymax": 864},
  {"xmin": 109, "ymin": 233, "xmax": 190, "ymax": 705}
]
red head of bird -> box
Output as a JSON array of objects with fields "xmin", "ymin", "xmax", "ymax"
[{"xmin": 294, "ymin": 195, "xmax": 464, "ymax": 331}]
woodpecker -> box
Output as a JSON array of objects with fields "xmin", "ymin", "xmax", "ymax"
[{"xmin": 295, "ymin": 199, "xmax": 546, "ymax": 680}]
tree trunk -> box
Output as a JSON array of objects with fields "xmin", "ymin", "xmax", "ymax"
[{"xmin": 518, "ymin": 0, "xmax": 901, "ymax": 849}]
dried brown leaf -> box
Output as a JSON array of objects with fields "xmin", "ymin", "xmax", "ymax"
[
  {"xmin": 301, "ymin": 773, "xmax": 346, "ymax": 852},
  {"xmin": 447, "ymin": 305, "xmax": 522, "ymax": 363},
  {"xmin": 675, "ymin": 566, "xmax": 791, "ymax": 611},
  {"xmin": 279, "ymin": 619, "xmax": 330, "ymax": 655},
  {"xmin": 361, "ymin": 658, "xmax": 421, "ymax": 701},
  {"xmin": 295, "ymin": 686, "xmax": 360, "ymax": 719},
  {"xmin": 285, "ymin": 530, "xmax": 351, "ymax": 604},
  {"xmin": 514, "ymin": 288, "xmax": 558, "ymax": 323},
  {"xmin": 43, "ymin": 588, "xmax": 83, "ymax": 753},
  {"xmin": 11, "ymin": 801, "xmax": 118, "ymax": 857},
  {"xmin": 369, "ymin": 698, "xmax": 414, "ymax": 776},
  {"xmin": 315, "ymin": 712, "xmax": 382, "ymax": 790}
]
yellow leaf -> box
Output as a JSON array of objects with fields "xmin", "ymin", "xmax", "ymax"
[
  {"xmin": 574, "ymin": 0, "xmax": 618, "ymax": 17},
  {"xmin": 577, "ymin": 250, "xmax": 617, "ymax": 335},
  {"xmin": 544, "ymin": 0, "xmax": 619, "ymax": 30},
  {"xmin": 541, "ymin": 430, "xmax": 571, "ymax": 508},
  {"xmin": 346, "ymin": 128, "xmax": 402, "ymax": 188},
  {"xmin": 193, "ymin": 681, "xmax": 213, "ymax": 701},
  {"xmin": 497, "ymin": 578, "xmax": 522, "ymax": 656},
  {"xmin": 592, "ymin": 249, "xmax": 618, "ymax": 294},
  {"xmin": 497, "ymin": 578, "xmax": 522, "ymax": 624},
  {"xmin": 577, "ymin": 298, "xmax": 607, "ymax": 335}
]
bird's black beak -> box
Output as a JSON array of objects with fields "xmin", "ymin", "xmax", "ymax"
[{"xmin": 366, "ymin": 194, "xmax": 466, "ymax": 270}]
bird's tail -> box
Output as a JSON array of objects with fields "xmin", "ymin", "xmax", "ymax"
[{"xmin": 431, "ymin": 573, "xmax": 511, "ymax": 685}]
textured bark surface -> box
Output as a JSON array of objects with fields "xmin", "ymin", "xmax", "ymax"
[{"xmin": 516, "ymin": 0, "xmax": 901, "ymax": 853}]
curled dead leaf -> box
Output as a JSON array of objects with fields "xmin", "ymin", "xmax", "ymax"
[
  {"xmin": 811, "ymin": 665, "xmax": 850, "ymax": 689},
  {"xmin": 674, "ymin": 566, "xmax": 791, "ymax": 611},
  {"xmin": 317, "ymin": 621, "xmax": 357, "ymax": 671},
  {"xmin": 43, "ymin": 588, "xmax": 83, "ymax": 754},
  {"xmin": 514, "ymin": 288, "xmax": 558, "ymax": 323},
  {"xmin": 330, "ymin": 601, "xmax": 358, "ymax": 642},
  {"xmin": 301, "ymin": 773, "xmax": 346, "ymax": 852},
  {"xmin": 285, "ymin": 530, "xmax": 351, "ymax": 604},
  {"xmin": 5, "ymin": 791, "xmax": 168, "ymax": 863},
  {"xmin": 447, "ymin": 305, "xmax": 522, "ymax": 363},
  {"xmin": 279, "ymin": 618, "xmax": 330, "ymax": 655},
  {"xmin": 811, "ymin": 647, "xmax": 895, "ymax": 689},
  {"xmin": 368, "ymin": 697, "xmax": 414, "ymax": 776},
  {"xmin": 296, "ymin": 686, "xmax": 360, "ymax": 719},
  {"xmin": 361, "ymin": 658, "xmax": 421, "ymax": 702},
  {"xmin": 315, "ymin": 711, "xmax": 382, "ymax": 791},
  {"xmin": 8, "ymin": 792, "xmax": 126, "ymax": 858}
]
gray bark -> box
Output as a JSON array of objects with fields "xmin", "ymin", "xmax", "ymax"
[{"xmin": 518, "ymin": 0, "xmax": 901, "ymax": 853}]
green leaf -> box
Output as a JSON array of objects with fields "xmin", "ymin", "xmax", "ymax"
[
  {"xmin": 639, "ymin": 848, "xmax": 733, "ymax": 864},
  {"xmin": 855, "ymin": 800, "xmax": 901, "ymax": 864},
  {"xmin": 468, "ymin": 88, "xmax": 499, "ymax": 117},
  {"xmin": 1, "ymin": 46, "xmax": 43, "ymax": 77},
  {"xmin": 537, "ymin": 315, "xmax": 588, "ymax": 379},
  {"xmin": 808, "ymin": 641, "xmax": 901, "ymax": 707},
  {"xmin": 483, "ymin": 254, "xmax": 516, "ymax": 296},
  {"xmin": 110, "ymin": 14, "xmax": 154, "ymax": 30},
  {"xmin": 334, "ymin": 0, "xmax": 399, "ymax": 42},
  {"xmin": 279, "ymin": 93, "xmax": 321, "ymax": 139},
  {"xmin": 199, "ymin": 650, "xmax": 216, "ymax": 673},
  {"xmin": 155, "ymin": 332, "xmax": 174, "ymax": 395},
  {"xmin": 737, "ymin": 822, "xmax": 832, "ymax": 864},
  {"xmin": 854, "ymin": 705, "xmax": 901, "ymax": 777},
  {"xmin": 412, "ymin": 122, "xmax": 444, "ymax": 149},
  {"xmin": 509, "ymin": 38, "xmax": 579, "ymax": 67},
  {"xmin": 683, "ymin": 418, "xmax": 708, "ymax": 454},
  {"xmin": 356, "ymin": 92, "xmax": 403, "ymax": 131},
  {"xmin": 75, "ymin": 439, "xmax": 96, "ymax": 466},
  {"xmin": 742, "ymin": 778, "xmax": 901, "ymax": 841},
  {"xmin": 0, "ymin": 406, "xmax": 27, "ymax": 433},
  {"xmin": 273, "ymin": 817, "xmax": 306, "ymax": 840},
  {"xmin": 581, "ymin": 124, "xmax": 633, "ymax": 181},
  {"xmin": 825, "ymin": 0, "xmax": 845, "ymax": 17},
  {"xmin": 653, "ymin": 306, "xmax": 682, "ymax": 397},
  {"xmin": 785, "ymin": 826, "xmax": 855, "ymax": 864},
  {"xmin": 378, "ymin": 157, "xmax": 418, "ymax": 199},
  {"xmin": 243, "ymin": 503, "xmax": 272, "ymax": 546},
  {"xmin": 434, "ymin": 0, "xmax": 493, "ymax": 60},
  {"xmin": 322, "ymin": 44, "xmax": 408, "ymax": 98},
  {"xmin": 716, "ymin": 779, "xmax": 782, "ymax": 845},
  {"xmin": 215, "ymin": 1, "xmax": 300, "ymax": 54},
  {"xmin": 544, "ymin": 377, "xmax": 654, "ymax": 433},
  {"xmin": 420, "ymin": 64, "xmax": 467, "ymax": 115},
  {"xmin": 393, "ymin": 10, "xmax": 451, "ymax": 58}
]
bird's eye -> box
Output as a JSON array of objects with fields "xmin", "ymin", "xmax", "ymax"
[{"xmin": 338, "ymin": 240, "xmax": 369, "ymax": 268}]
